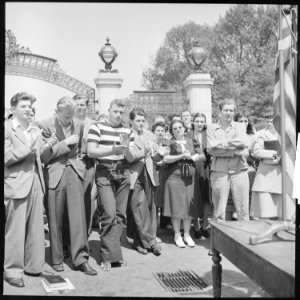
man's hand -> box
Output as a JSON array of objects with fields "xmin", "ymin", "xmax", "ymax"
[
  {"xmin": 182, "ymin": 151, "xmax": 192, "ymax": 160},
  {"xmin": 234, "ymin": 149, "xmax": 249, "ymax": 157},
  {"xmin": 145, "ymin": 141, "xmax": 154, "ymax": 154},
  {"xmin": 64, "ymin": 134, "xmax": 79, "ymax": 146},
  {"xmin": 112, "ymin": 141, "xmax": 128, "ymax": 155},
  {"xmin": 157, "ymin": 146, "xmax": 169, "ymax": 156},
  {"xmin": 120, "ymin": 133, "xmax": 130, "ymax": 147},
  {"xmin": 47, "ymin": 133, "xmax": 58, "ymax": 148}
]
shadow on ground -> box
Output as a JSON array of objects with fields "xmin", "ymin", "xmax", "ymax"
[{"xmin": 3, "ymin": 226, "xmax": 269, "ymax": 297}]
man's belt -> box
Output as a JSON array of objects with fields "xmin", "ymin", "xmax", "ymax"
[{"xmin": 97, "ymin": 159, "xmax": 127, "ymax": 168}]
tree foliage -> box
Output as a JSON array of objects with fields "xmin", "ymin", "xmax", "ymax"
[{"xmin": 142, "ymin": 4, "xmax": 279, "ymax": 122}]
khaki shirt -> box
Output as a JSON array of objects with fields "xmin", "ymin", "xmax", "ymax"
[{"xmin": 207, "ymin": 121, "xmax": 249, "ymax": 174}]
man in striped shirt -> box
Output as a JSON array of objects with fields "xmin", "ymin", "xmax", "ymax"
[{"xmin": 87, "ymin": 98, "xmax": 132, "ymax": 271}]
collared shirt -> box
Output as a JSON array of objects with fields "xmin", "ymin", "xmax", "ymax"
[
  {"xmin": 57, "ymin": 118, "xmax": 73, "ymax": 138},
  {"xmin": 12, "ymin": 118, "xmax": 36, "ymax": 146},
  {"xmin": 207, "ymin": 121, "xmax": 249, "ymax": 174},
  {"xmin": 134, "ymin": 130, "xmax": 146, "ymax": 163}
]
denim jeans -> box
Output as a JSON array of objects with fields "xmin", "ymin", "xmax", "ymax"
[{"xmin": 95, "ymin": 163, "xmax": 130, "ymax": 263}]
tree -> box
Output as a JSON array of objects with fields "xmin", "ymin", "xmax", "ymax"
[
  {"xmin": 207, "ymin": 4, "xmax": 278, "ymax": 120},
  {"xmin": 142, "ymin": 21, "xmax": 214, "ymax": 94},
  {"xmin": 142, "ymin": 4, "xmax": 279, "ymax": 121}
]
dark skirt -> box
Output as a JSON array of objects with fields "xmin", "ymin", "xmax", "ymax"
[
  {"xmin": 195, "ymin": 161, "xmax": 210, "ymax": 204},
  {"xmin": 163, "ymin": 163, "xmax": 202, "ymax": 219},
  {"xmin": 155, "ymin": 165, "xmax": 168, "ymax": 208}
]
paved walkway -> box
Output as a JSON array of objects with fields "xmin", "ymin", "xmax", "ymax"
[{"xmin": 3, "ymin": 227, "xmax": 269, "ymax": 297}]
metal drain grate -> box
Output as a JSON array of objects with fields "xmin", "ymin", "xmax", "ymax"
[{"xmin": 153, "ymin": 270, "xmax": 208, "ymax": 293}]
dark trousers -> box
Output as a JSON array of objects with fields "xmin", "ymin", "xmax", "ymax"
[
  {"xmin": 62, "ymin": 157, "xmax": 96, "ymax": 247},
  {"xmin": 127, "ymin": 166, "xmax": 157, "ymax": 249},
  {"xmin": 47, "ymin": 165, "xmax": 89, "ymax": 267},
  {"xmin": 95, "ymin": 163, "xmax": 130, "ymax": 263},
  {"xmin": 82, "ymin": 157, "xmax": 96, "ymax": 235}
]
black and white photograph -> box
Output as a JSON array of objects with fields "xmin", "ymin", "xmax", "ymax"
[{"xmin": 2, "ymin": 2, "xmax": 298, "ymax": 297}]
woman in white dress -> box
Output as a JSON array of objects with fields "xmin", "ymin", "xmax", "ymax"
[{"xmin": 250, "ymin": 118, "xmax": 295, "ymax": 220}]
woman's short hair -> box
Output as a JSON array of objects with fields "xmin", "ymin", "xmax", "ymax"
[
  {"xmin": 152, "ymin": 122, "xmax": 167, "ymax": 133},
  {"xmin": 169, "ymin": 119, "xmax": 185, "ymax": 136},
  {"xmin": 192, "ymin": 112, "xmax": 207, "ymax": 131},
  {"xmin": 10, "ymin": 92, "xmax": 36, "ymax": 107}
]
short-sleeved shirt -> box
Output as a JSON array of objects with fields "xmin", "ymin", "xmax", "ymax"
[
  {"xmin": 87, "ymin": 121, "xmax": 132, "ymax": 161},
  {"xmin": 207, "ymin": 121, "xmax": 249, "ymax": 174}
]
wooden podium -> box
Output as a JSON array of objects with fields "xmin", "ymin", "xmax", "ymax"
[{"xmin": 209, "ymin": 220, "xmax": 295, "ymax": 297}]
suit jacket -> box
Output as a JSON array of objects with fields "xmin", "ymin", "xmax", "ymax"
[
  {"xmin": 38, "ymin": 116, "xmax": 86, "ymax": 189},
  {"xmin": 4, "ymin": 119, "xmax": 46, "ymax": 199},
  {"xmin": 125, "ymin": 129, "xmax": 158, "ymax": 189},
  {"xmin": 81, "ymin": 116, "xmax": 95, "ymax": 155}
]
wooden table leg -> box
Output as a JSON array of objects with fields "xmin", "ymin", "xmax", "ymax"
[{"xmin": 212, "ymin": 248, "xmax": 222, "ymax": 298}]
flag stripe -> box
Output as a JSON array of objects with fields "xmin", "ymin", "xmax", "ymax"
[{"xmin": 273, "ymin": 8, "xmax": 296, "ymax": 200}]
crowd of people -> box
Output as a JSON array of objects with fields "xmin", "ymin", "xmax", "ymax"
[{"xmin": 4, "ymin": 92, "xmax": 296, "ymax": 287}]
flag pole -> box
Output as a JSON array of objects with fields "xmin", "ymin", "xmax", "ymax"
[
  {"xmin": 249, "ymin": 5, "xmax": 296, "ymax": 245},
  {"xmin": 278, "ymin": 5, "xmax": 287, "ymax": 221}
]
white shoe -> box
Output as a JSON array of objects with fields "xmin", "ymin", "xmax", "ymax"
[
  {"xmin": 127, "ymin": 236, "xmax": 134, "ymax": 245},
  {"xmin": 183, "ymin": 234, "xmax": 195, "ymax": 247},
  {"xmin": 174, "ymin": 234, "xmax": 185, "ymax": 248},
  {"xmin": 174, "ymin": 235, "xmax": 185, "ymax": 248},
  {"xmin": 156, "ymin": 237, "xmax": 162, "ymax": 243}
]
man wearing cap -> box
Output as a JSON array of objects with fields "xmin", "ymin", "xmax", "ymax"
[{"xmin": 4, "ymin": 92, "xmax": 56, "ymax": 287}]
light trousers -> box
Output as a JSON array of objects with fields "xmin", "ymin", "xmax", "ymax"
[
  {"xmin": 210, "ymin": 170, "xmax": 249, "ymax": 221},
  {"xmin": 4, "ymin": 172, "xmax": 45, "ymax": 278}
]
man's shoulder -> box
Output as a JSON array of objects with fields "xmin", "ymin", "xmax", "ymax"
[
  {"xmin": 143, "ymin": 129, "xmax": 155, "ymax": 139},
  {"xmin": 207, "ymin": 123, "xmax": 220, "ymax": 130},
  {"xmin": 38, "ymin": 117, "xmax": 54, "ymax": 127}
]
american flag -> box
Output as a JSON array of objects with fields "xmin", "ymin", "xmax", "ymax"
[{"xmin": 273, "ymin": 6, "xmax": 297, "ymax": 208}]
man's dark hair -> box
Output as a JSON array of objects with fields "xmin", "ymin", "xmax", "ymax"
[
  {"xmin": 129, "ymin": 107, "xmax": 146, "ymax": 121},
  {"xmin": 10, "ymin": 92, "xmax": 36, "ymax": 107},
  {"xmin": 73, "ymin": 94, "xmax": 89, "ymax": 106}
]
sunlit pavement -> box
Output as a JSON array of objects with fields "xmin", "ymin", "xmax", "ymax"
[{"xmin": 3, "ymin": 226, "xmax": 269, "ymax": 297}]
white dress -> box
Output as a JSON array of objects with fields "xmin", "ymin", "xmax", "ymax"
[{"xmin": 250, "ymin": 129, "xmax": 296, "ymax": 220}]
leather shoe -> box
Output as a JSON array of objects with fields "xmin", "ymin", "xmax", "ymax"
[
  {"xmin": 76, "ymin": 262, "xmax": 97, "ymax": 276},
  {"xmin": 52, "ymin": 264, "xmax": 64, "ymax": 272},
  {"xmin": 151, "ymin": 243, "xmax": 162, "ymax": 256},
  {"xmin": 25, "ymin": 270, "xmax": 54, "ymax": 277},
  {"xmin": 133, "ymin": 244, "xmax": 148, "ymax": 255},
  {"xmin": 6, "ymin": 277, "xmax": 25, "ymax": 288}
]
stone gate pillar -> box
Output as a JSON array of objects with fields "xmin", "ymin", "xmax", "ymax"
[
  {"xmin": 183, "ymin": 73, "xmax": 214, "ymax": 124},
  {"xmin": 95, "ymin": 38, "xmax": 123, "ymax": 116},
  {"xmin": 94, "ymin": 72, "xmax": 123, "ymax": 115}
]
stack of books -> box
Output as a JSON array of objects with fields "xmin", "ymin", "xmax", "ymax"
[{"xmin": 41, "ymin": 274, "xmax": 75, "ymax": 294}]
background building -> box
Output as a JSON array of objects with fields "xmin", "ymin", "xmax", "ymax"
[{"xmin": 125, "ymin": 90, "xmax": 187, "ymax": 127}]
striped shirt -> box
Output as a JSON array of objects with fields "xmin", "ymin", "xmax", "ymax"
[{"xmin": 87, "ymin": 121, "xmax": 133, "ymax": 161}]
